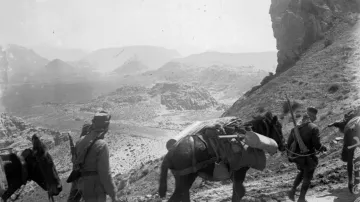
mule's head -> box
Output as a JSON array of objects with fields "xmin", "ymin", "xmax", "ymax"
[
  {"xmin": 21, "ymin": 134, "xmax": 62, "ymax": 197},
  {"xmin": 328, "ymin": 120, "xmax": 348, "ymax": 133},
  {"xmin": 263, "ymin": 111, "xmax": 286, "ymax": 152}
]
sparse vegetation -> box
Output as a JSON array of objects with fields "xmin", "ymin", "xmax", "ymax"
[
  {"xmin": 324, "ymin": 38, "xmax": 333, "ymax": 47},
  {"xmin": 244, "ymin": 72, "xmax": 276, "ymax": 97},
  {"xmin": 328, "ymin": 84, "xmax": 340, "ymax": 93},
  {"xmin": 282, "ymin": 100, "xmax": 302, "ymax": 114},
  {"xmin": 342, "ymin": 89, "xmax": 351, "ymax": 95},
  {"xmin": 256, "ymin": 106, "xmax": 266, "ymax": 113},
  {"xmin": 336, "ymin": 95, "xmax": 344, "ymax": 100}
]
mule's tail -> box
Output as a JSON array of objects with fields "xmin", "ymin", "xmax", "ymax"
[
  {"xmin": 159, "ymin": 155, "xmax": 169, "ymax": 198},
  {"xmin": 352, "ymin": 146, "xmax": 360, "ymax": 194}
]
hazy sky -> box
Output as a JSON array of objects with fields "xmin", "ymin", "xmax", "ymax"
[{"xmin": 0, "ymin": 0, "xmax": 276, "ymax": 56}]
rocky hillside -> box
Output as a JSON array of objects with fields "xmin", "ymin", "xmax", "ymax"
[
  {"xmin": 80, "ymin": 82, "xmax": 222, "ymax": 114},
  {"xmin": 0, "ymin": 113, "xmax": 67, "ymax": 152},
  {"xmin": 9, "ymin": 1, "xmax": 360, "ymax": 201},
  {"xmin": 170, "ymin": 51, "xmax": 277, "ymax": 72},
  {"xmin": 270, "ymin": 0, "xmax": 360, "ymax": 74},
  {"xmin": 81, "ymin": 1, "xmax": 360, "ymax": 202},
  {"xmin": 149, "ymin": 83, "xmax": 220, "ymax": 110},
  {"xmin": 113, "ymin": 57, "xmax": 150, "ymax": 76},
  {"xmin": 141, "ymin": 62, "xmax": 268, "ymax": 104},
  {"xmin": 0, "ymin": 44, "xmax": 49, "ymax": 83}
]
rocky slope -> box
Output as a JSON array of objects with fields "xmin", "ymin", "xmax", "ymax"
[
  {"xmin": 0, "ymin": 113, "xmax": 66, "ymax": 152},
  {"xmin": 80, "ymin": 82, "xmax": 221, "ymax": 112},
  {"xmin": 270, "ymin": 0, "xmax": 360, "ymax": 74},
  {"xmin": 170, "ymin": 51, "xmax": 277, "ymax": 72},
  {"xmin": 77, "ymin": 2, "xmax": 360, "ymax": 202},
  {"xmin": 0, "ymin": 44, "xmax": 49, "ymax": 83},
  {"xmin": 113, "ymin": 57, "xmax": 150, "ymax": 76},
  {"xmin": 141, "ymin": 62, "xmax": 268, "ymax": 104},
  {"xmin": 9, "ymin": 2, "xmax": 360, "ymax": 201}
]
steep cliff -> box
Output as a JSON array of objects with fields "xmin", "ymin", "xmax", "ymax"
[{"xmin": 270, "ymin": 0, "xmax": 360, "ymax": 74}]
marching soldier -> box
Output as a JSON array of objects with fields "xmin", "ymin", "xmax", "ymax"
[
  {"xmin": 287, "ymin": 107, "xmax": 327, "ymax": 202},
  {"xmin": 68, "ymin": 111, "xmax": 119, "ymax": 202}
]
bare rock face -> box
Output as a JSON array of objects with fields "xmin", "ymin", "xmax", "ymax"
[
  {"xmin": 270, "ymin": 0, "xmax": 360, "ymax": 74},
  {"xmin": 149, "ymin": 83, "xmax": 219, "ymax": 110},
  {"xmin": 0, "ymin": 113, "xmax": 64, "ymax": 151}
]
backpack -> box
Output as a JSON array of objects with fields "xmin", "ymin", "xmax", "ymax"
[
  {"xmin": 287, "ymin": 123, "xmax": 307, "ymax": 162},
  {"xmin": 287, "ymin": 129, "xmax": 299, "ymax": 163},
  {"xmin": 66, "ymin": 138, "xmax": 100, "ymax": 183}
]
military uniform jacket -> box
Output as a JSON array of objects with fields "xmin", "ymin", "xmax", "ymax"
[
  {"xmin": 287, "ymin": 122, "xmax": 323, "ymax": 154},
  {"xmin": 74, "ymin": 131, "xmax": 117, "ymax": 199}
]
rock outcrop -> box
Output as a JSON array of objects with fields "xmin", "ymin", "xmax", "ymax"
[
  {"xmin": 82, "ymin": 83, "xmax": 220, "ymax": 113},
  {"xmin": 149, "ymin": 83, "xmax": 219, "ymax": 110},
  {"xmin": 0, "ymin": 113, "xmax": 65, "ymax": 152},
  {"xmin": 270, "ymin": 0, "xmax": 360, "ymax": 74}
]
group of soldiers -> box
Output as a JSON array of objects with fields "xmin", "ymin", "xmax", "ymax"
[{"xmin": 67, "ymin": 107, "xmax": 328, "ymax": 202}]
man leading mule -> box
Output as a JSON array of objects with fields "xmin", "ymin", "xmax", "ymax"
[
  {"xmin": 158, "ymin": 111, "xmax": 286, "ymax": 202},
  {"xmin": 286, "ymin": 107, "xmax": 327, "ymax": 202}
]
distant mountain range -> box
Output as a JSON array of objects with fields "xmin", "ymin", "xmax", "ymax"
[
  {"xmin": 0, "ymin": 43, "xmax": 277, "ymax": 112},
  {"xmin": 30, "ymin": 45, "xmax": 89, "ymax": 62},
  {"xmin": 80, "ymin": 45, "xmax": 182, "ymax": 72}
]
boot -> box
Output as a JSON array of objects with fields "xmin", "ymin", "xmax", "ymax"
[
  {"xmin": 298, "ymin": 180, "xmax": 310, "ymax": 202},
  {"xmin": 287, "ymin": 188, "xmax": 296, "ymax": 201},
  {"xmin": 288, "ymin": 171, "xmax": 304, "ymax": 201}
]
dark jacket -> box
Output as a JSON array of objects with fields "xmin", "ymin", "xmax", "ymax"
[
  {"xmin": 287, "ymin": 122, "xmax": 323, "ymax": 154},
  {"xmin": 287, "ymin": 122, "xmax": 323, "ymax": 169}
]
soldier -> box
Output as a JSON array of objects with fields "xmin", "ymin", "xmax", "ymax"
[
  {"xmin": 68, "ymin": 111, "xmax": 119, "ymax": 202},
  {"xmin": 287, "ymin": 107, "xmax": 327, "ymax": 202}
]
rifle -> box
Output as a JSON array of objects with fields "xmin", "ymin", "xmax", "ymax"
[
  {"xmin": 67, "ymin": 132, "xmax": 77, "ymax": 164},
  {"xmin": 285, "ymin": 94, "xmax": 309, "ymax": 153}
]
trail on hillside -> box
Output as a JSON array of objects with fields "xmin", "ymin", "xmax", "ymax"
[{"xmin": 187, "ymin": 15, "xmax": 360, "ymax": 202}]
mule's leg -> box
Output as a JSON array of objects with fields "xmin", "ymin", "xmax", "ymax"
[
  {"xmin": 168, "ymin": 173, "xmax": 197, "ymax": 202},
  {"xmin": 168, "ymin": 175, "xmax": 183, "ymax": 202},
  {"xmin": 348, "ymin": 147, "xmax": 360, "ymax": 194},
  {"xmin": 348, "ymin": 149, "xmax": 355, "ymax": 193},
  {"xmin": 232, "ymin": 167, "xmax": 250, "ymax": 202},
  {"xmin": 353, "ymin": 147, "xmax": 360, "ymax": 194},
  {"xmin": 180, "ymin": 173, "xmax": 198, "ymax": 202}
]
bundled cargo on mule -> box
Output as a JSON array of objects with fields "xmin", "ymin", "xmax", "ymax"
[{"xmin": 166, "ymin": 116, "xmax": 278, "ymax": 179}]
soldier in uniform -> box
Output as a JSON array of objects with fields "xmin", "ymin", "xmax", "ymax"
[
  {"xmin": 287, "ymin": 107, "xmax": 327, "ymax": 202},
  {"xmin": 68, "ymin": 111, "xmax": 119, "ymax": 202}
]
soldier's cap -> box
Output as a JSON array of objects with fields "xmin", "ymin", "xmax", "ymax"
[
  {"xmin": 307, "ymin": 107, "xmax": 318, "ymax": 116},
  {"xmin": 92, "ymin": 111, "xmax": 111, "ymax": 122},
  {"xmin": 94, "ymin": 110, "xmax": 111, "ymax": 117}
]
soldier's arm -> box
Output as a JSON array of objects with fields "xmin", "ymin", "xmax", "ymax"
[
  {"xmin": 97, "ymin": 143, "xmax": 117, "ymax": 200},
  {"xmin": 311, "ymin": 125, "xmax": 323, "ymax": 151}
]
